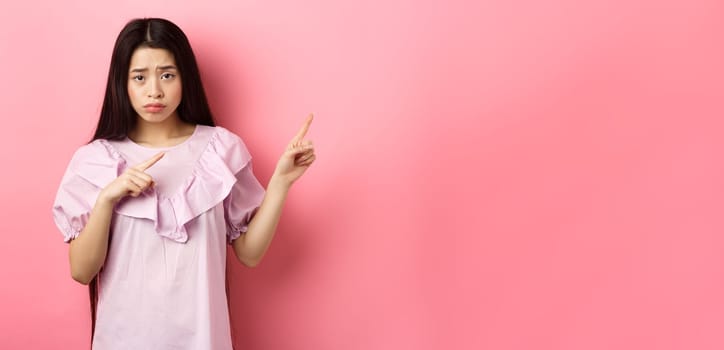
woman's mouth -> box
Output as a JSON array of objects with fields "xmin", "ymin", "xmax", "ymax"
[{"xmin": 144, "ymin": 103, "xmax": 166, "ymax": 113}]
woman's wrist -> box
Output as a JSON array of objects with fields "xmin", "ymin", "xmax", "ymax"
[
  {"xmin": 268, "ymin": 174, "xmax": 293, "ymax": 193},
  {"xmin": 97, "ymin": 189, "xmax": 120, "ymax": 206}
]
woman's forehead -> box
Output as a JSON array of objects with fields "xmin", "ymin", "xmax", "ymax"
[{"xmin": 129, "ymin": 47, "xmax": 177, "ymax": 70}]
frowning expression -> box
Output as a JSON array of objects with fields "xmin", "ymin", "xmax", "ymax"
[{"xmin": 127, "ymin": 47, "xmax": 182, "ymax": 123}]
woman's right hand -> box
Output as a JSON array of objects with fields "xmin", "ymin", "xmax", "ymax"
[{"xmin": 99, "ymin": 152, "xmax": 165, "ymax": 204}]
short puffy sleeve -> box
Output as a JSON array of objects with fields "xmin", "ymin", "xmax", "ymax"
[
  {"xmin": 223, "ymin": 161, "xmax": 266, "ymax": 243},
  {"xmin": 214, "ymin": 127, "xmax": 266, "ymax": 243},
  {"xmin": 52, "ymin": 141, "xmax": 123, "ymax": 243}
]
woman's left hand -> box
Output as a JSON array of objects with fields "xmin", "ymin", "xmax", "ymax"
[{"xmin": 273, "ymin": 114, "xmax": 316, "ymax": 186}]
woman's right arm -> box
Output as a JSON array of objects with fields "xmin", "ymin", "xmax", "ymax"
[
  {"xmin": 68, "ymin": 193, "xmax": 115, "ymax": 285},
  {"xmin": 68, "ymin": 152, "xmax": 165, "ymax": 285}
]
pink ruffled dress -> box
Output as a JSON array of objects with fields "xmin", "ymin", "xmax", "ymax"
[{"xmin": 52, "ymin": 125, "xmax": 266, "ymax": 349}]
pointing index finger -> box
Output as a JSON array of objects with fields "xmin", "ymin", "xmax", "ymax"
[
  {"xmin": 134, "ymin": 151, "xmax": 165, "ymax": 171},
  {"xmin": 293, "ymin": 113, "xmax": 314, "ymax": 143}
]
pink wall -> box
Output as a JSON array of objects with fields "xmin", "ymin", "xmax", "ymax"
[{"xmin": 1, "ymin": 0, "xmax": 723, "ymax": 349}]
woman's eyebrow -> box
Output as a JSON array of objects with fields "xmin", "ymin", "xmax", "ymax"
[{"xmin": 129, "ymin": 65, "xmax": 178, "ymax": 73}]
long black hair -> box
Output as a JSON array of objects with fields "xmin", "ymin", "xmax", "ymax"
[
  {"xmin": 91, "ymin": 17, "xmax": 215, "ymax": 141},
  {"xmin": 87, "ymin": 17, "xmax": 217, "ymax": 345}
]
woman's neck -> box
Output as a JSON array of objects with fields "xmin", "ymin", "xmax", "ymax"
[{"xmin": 128, "ymin": 116, "xmax": 196, "ymax": 148}]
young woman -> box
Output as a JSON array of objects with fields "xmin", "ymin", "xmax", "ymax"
[{"xmin": 52, "ymin": 17, "xmax": 315, "ymax": 349}]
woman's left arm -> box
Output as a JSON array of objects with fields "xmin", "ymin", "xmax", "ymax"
[{"xmin": 232, "ymin": 114, "xmax": 316, "ymax": 267}]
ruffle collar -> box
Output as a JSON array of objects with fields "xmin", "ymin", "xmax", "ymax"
[{"xmin": 73, "ymin": 127, "xmax": 251, "ymax": 243}]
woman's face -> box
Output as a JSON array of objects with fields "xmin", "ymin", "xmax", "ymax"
[{"xmin": 127, "ymin": 47, "xmax": 182, "ymax": 124}]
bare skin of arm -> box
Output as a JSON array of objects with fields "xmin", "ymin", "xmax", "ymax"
[{"xmin": 232, "ymin": 114, "xmax": 316, "ymax": 267}]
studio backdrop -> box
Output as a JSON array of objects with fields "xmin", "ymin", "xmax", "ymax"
[{"xmin": 1, "ymin": 0, "xmax": 723, "ymax": 349}]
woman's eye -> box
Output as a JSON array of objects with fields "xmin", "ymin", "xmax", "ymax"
[
  {"xmin": 161, "ymin": 73, "xmax": 176, "ymax": 80},
  {"xmin": 132, "ymin": 75, "xmax": 144, "ymax": 81}
]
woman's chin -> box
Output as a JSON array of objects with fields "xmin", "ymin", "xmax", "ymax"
[{"xmin": 136, "ymin": 113, "xmax": 176, "ymax": 124}]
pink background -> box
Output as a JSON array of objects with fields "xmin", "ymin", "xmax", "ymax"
[{"xmin": 1, "ymin": 0, "xmax": 723, "ymax": 349}]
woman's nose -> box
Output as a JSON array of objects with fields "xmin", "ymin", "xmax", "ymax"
[{"xmin": 147, "ymin": 78, "xmax": 164, "ymax": 98}]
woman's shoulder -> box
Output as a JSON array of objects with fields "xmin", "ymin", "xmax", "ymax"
[
  {"xmin": 59, "ymin": 139, "xmax": 123, "ymax": 189},
  {"xmin": 204, "ymin": 125, "xmax": 244, "ymax": 143},
  {"xmin": 67, "ymin": 139, "xmax": 122, "ymax": 169},
  {"xmin": 204, "ymin": 125, "xmax": 250, "ymax": 152},
  {"xmin": 202, "ymin": 125, "xmax": 253, "ymax": 173}
]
